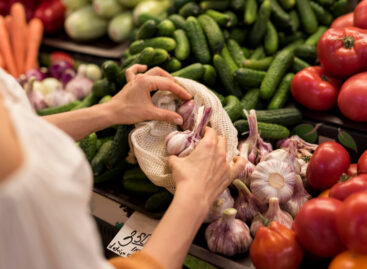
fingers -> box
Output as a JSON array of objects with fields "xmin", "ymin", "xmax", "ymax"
[
  {"xmin": 144, "ymin": 67, "xmax": 173, "ymax": 80},
  {"xmin": 126, "ymin": 64, "xmax": 148, "ymax": 82},
  {"xmin": 167, "ymin": 155, "xmax": 179, "ymax": 170},
  {"xmin": 217, "ymin": 135, "xmax": 227, "ymax": 155},
  {"xmin": 150, "ymin": 107, "xmax": 183, "ymax": 125},
  {"xmin": 231, "ymin": 156, "xmax": 246, "ymax": 180},
  {"xmin": 146, "ymin": 75, "xmax": 192, "ymax": 100},
  {"xmin": 198, "ymin": 127, "xmax": 218, "ymax": 149}
]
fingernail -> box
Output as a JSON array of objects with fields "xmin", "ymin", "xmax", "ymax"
[{"xmin": 174, "ymin": 117, "xmax": 183, "ymax": 125}]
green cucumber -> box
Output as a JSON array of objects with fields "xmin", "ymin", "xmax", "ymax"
[
  {"xmin": 179, "ymin": 2, "xmax": 201, "ymax": 17},
  {"xmin": 122, "ymin": 169, "xmax": 162, "ymax": 198},
  {"xmin": 185, "ymin": 16, "xmax": 211, "ymax": 64},
  {"xmin": 264, "ymin": 21, "xmax": 279, "ymax": 55},
  {"xmin": 122, "ymin": 54, "xmax": 140, "ymax": 68},
  {"xmin": 171, "ymin": 0, "xmax": 192, "ymax": 12},
  {"xmin": 230, "ymin": 0, "xmax": 245, "ymax": 11},
  {"xmin": 330, "ymin": 0, "xmax": 349, "ymax": 17},
  {"xmin": 172, "ymin": 63, "xmax": 205, "ymax": 80},
  {"xmin": 294, "ymin": 44, "xmax": 317, "ymax": 63},
  {"xmin": 279, "ymin": 0, "xmax": 295, "ymax": 9},
  {"xmin": 279, "ymin": 31, "xmax": 305, "ymax": 47},
  {"xmin": 79, "ymin": 133, "xmax": 98, "ymax": 163},
  {"xmin": 223, "ymin": 95, "xmax": 243, "ymax": 122},
  {"xmin": 137, "ymin": 14, "xmax": 162, "ymax": 26},
  {"xmin": 157, "ymin": 19, "xmax": 176, "ymax": 37},
  {"xmin": 200, "ymin": 0, "xmax": 229, "ymax": 11},
  {"xmin": 244, "ymin": 0, "xmax": 258, "ymax": 24},
  {"xmin": 268, "ymin": 0, "xmax": 293, "ymax": 29},
  {"xmin": 123, "ymin": 167, "xmax": 146, "ymax": 180},
  {"xmin": 227, "ymin": 39, "xmax": 246, "ymax": 67},
  {"xmin": 149, "ymin": 48, "xmax": 169, "ymax": 66},
  {"xmin": 102, "ymin": 60, "xmax": 120, "ymax": 81},
  {"xmin": 234, "ymin": 120, "xmax": 290, "ymax": 140},
  {"xmin": 255, "ymin": 107, "xmax": 302, "ymax": 125},
  {"xmin": 282, "ymin": 39, "xmax": 305, "ymax": 52},
  {"xmin": 37, "ymin": 100, "xmax": 81, "ymax": 116},
  {"xmin": 260, "ymin": 49, "xmax": 294, "ymax": 99},
  {"xmin": 268, "ymin": 73, "xmax": 295, "ymax": 109},
  {"xmin": 241, "ymin": 89, "xmax": 260, "ymax": 110},
  {"xmin": 221, "ymin": 46, "xmax": 238, "ymax": 75},
  {"xmin": 92, "ymin": 79, "xmax": 116, "ymax": 98},
  {"xmin": 105, "ymin": 125, "xmax": 131, "ymax": 169},
  {"xmin": 98, "ymin": 95, "xmax": 112, "ymax": 104},
  {"xmin": 96, "ymin": 136, "xmax": 114, "ymax": 150},
  {"xmin": 162, "ymin": 58, "xmax": 182, "ymax": 72},
  {"xmin": 250, "ymin": 46, "xmax": 266, "ymax": 60},
  {"xmin": 248, "ymin": 0, "xmax": 272, "ymax": 47},
  {"xmin": 224, "ymin": 11, "xmax": 238, "ymax": 27},
  {"xmin": 136, "ymin": 20, "xmax": 157, "ymax": 40},
  {"xmin": 315, "ymin": 0, "xmax": 334, "ymax": 6},
  {"xmin": 71, "ymin": 92, "xmax": 99, "ymax": 110},
  {"xmin": 130, "ymin": 37, "xmax": 176, "ymax": 54},
  {"xmin": 213, "ymin": 54, "xmax": 242, "ymax": 98},
  {"xmin": 173, "ymin": 29, "xmax": 190, "ymax": 61},
  {"xmin": 310, "ymin": 2, "xmax": 333, "ymax": 25},
  {"xmin": 243, "ymin": 57, "xmax": 274, "ymax": 70},
  {"xmin": 211, "ymin": 89, "xmax": 225, "ymax": 105},
  {"xmin": 205, "ymin": 9, "xmax": 230, "ymax": 27},
  {"xmin": 305, "ymin": 26, "xmax": 328, "ymax": 46},
  {"xmin": 296, "ymin": 0, "xmax": 319, "ymax": 34},
  {"xmin": 94, "ymin": 161, "xmax": 127, "ymax": 184},
  {"xmin": 242, "ymin": 47, "xmax": 251, "ymax": 58},
  {"xmin": 292, "ymin": 57, "xmax": 310, "ymax": 72},
  {"xmin": 289, "ymin": 10, "xmax": 300, "ymax": 32},
  {"xmin": 137, "ymin": 47, "xmax": 155, "ymax": 65},
  {"xmin": 198, "ymin": 14, "xmax": 225, "ymax": 54},
  {"xmin": 91, "ymin": 139, "xmax": 113, "ymax": 176},
  {"xmin": 202, "ymin": 64, "xmax": 217, "ymax": 87},
  {"xmin": 169, "ymin": 14, "xmax": 186, "ymax": 29},
  {"xmin": 145, "ymin": 190, "xmax": 173, "ymax": 212},
  {"xmin": 229, "ymin": 28, "xmax": 247, "ymax": 45},
  {"xmin": 234, "ymin": 68, "xmax": 266, "ymax": 89}
]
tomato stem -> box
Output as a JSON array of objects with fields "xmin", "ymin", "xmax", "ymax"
[
  {"xmin": 321, "ymin": 75, "xmax": 328, "ymax": 81},
  {"xmin": 343, "ymin": 35, "xmax": 355, "ymax": 49},
  {"xmin": 339, "ymin": 173, "xmax": 351, "ymax": 182}
]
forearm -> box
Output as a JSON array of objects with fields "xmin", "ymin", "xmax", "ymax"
[
  {"xmin": 43, "ymin": 103, "xmax": 116, "ymax": 141},
  {"xmin": 143, "ymin": 188, "xmax": 208, "ymax": 269}
]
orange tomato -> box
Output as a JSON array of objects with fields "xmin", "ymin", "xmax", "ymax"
[
  {"xmin": 329, "ymin": 251, "xmax": 367, "ymax": 269},
  {"xmin": 319, "ymin": 189, "xmax": 330, "ymax": 198}
]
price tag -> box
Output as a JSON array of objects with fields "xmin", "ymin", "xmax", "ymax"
[{"xmin": 107, "ymin": 211, "xmax": 159, "ymax": 257}]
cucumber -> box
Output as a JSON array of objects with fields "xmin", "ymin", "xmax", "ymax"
[
  {"xmin": 92, "ymin": 79, "xmax": 116, "ymax": 98},
  {"xmin": 198, "ymin": 15, "xmax": 225, "ymax": 54},
  {"xmin": 122, "ymin": 54, "xmax": 140, "ymax": 68},
  {"xmin": 149, "ymin": 48, "xmax": 169, "ymax": 66},
  {"xmin": 289, "ymin": 10, "xmax": 300, "ymax": 32},
  {"xmin": 234, "ymin": 68, "xmax": 266, "ymax": 89},
  {"xmin": 157, "ymin": 19, "xmax": 176, "ymax": 37},
  {"xmin": 200, "ymin": 0, "xmax": 229, "ymax": 11},
  {"xmin": 185, "ymin": 16, "xmax": 211, "ymax": 64},
  {"xmin": 229, "ymin": 28, "xmax": 247, "ymax": 46},
  {"xmin": 234, "ymin": 120, "xmax": 290, "ymax": 140},
  {"xmin": 264, "ymin": 21, "xmax": 279, "ymax": 55},
  {"xmin": 98, "ymin": 95, "xmax": 112, "ymax": 104},
  {"xmin": 330, "ymin": 0, "xmax": 349, "ymax": 17},
  {"xmin": 243, "ymin": 57, "xmax": 274, "ymax": 70},
  {"xmin": 37, "ymin": 100, "xmax": 81, "ymax": 116},
  {"xmin": 130, "ymin": 37, "xmax": 176, "ymax": 54},
  {"xmin": 221, "ymin": 46, "xmax": 238, "ymax": 75},
  {"xmin": 305, "ymin": 26, "xmax": 328, "ymax": 46},
  {"xmin": 227, "ymin": 39, "xmax": 246, "ymax": 67},
  {"xmin": 137, "ymin": 14, "xmax": 162, "ymax": 26},
  {"xmin": 179, "ymin": 2, "xmax": 200, "ymax": 17},
  {"xmin": 244, "ymin": 0, "xmax": 258, "ymax": 24},
  {"xmin": 71, "ymin": 92, "xmax": 99, "ymax": 110},
  {"xmin": 91, "ymin": 139, "xmax": 113, "ymax": 176},
  {"xmin": 268, "ymin": 73, "xmax": 295, "ymax": 109},
  {"xmin": 205, "ymin": 9, "xmax": 230, "ymax": 27},
  {"xmin": 213, "ymin": 54, "xmax": 242, "ymax": 98},
  {"xmin": 105, "ymin": 125, "xmax": 131, "ymax": 169},
  {"xmin": 202, "ymin": 64, "xmax": 217, "ymax": 87},
  {"xmin": 123, "ymin": 170, "xmax": 162, "ymax": 197},
  {"xmin": 162, "ymin": 58, "xmax": 182, "ymax": 72},
  {"xmin": 241, "ymin": 89, "xmax": 260, "ymax": 110},
  {"xmin": 171, "ymin": 0, "xmax": 192, "ymax": 12},
  {"xmin": 255, "ymin": 108, "xmax": 302, "ymax": 125},
  {"xmin": 169, "ymin": 14, "xmax": 186, "ymax": 29},
  {"xmin": 94, "ymin": 161, "xmax": 127, "ymax": 184},
  {"xmin": 294, "ymin": 44, "xmax": 317, "ymax": 63},
  {"xmin": 242, "ymin": 47, "xmax": 251, "ymax": 58},
  {"xmin": 223, "ymin": 95, "xmax": 243, "ymax": 122},
  {"xmin": 137, "ymin": 47, "xmax": 155, "ymax": 65},
  {"xmin": 230, "ymin": 0, "xmax": 245, "ymax": 11},
  {"xmin": 96, "ymin": 136, "xmax": 114, "ymax": 150},
  {"xmin": 173, "ymin": 29, "xmax": 190, "ymax": 61},
  {"xmin": 292, "ymin": 57, "xmax": 310, "ymax": 72},
  {"xmin": 296, "ymin": 0, "xmax": 319, "ymax": 34},
  {"xmin": 279, "ymin": 31, "xmax": 305, "ymax": 47},
  {"xmin": 250, "ymin": 46, "xmax": 266, "ymax": 60},
  {"xmin": 279, "ymin": 0, "xmax": 295, "ymax": 9},
  {"xmin": 224, "ymin": 11, "xmax": 238, "ymax": 27},
  {"xmin": 123, "ymin": 167, "xmax": 146, "ymax": 181},
  {"xmin": 211, "ymin": 89, "xmax": 225, "ymax": 105},
  {"xmin": 79, "ymin": 133, "xmax": 98, "ymax": 163},
  {"xmin": 102, "ymin": 60, "xmax": 120, "ymax": 81},
  {"xmin": 172, "ymin": 63, "xmax": 205, "ymax": 80},
  {"xmin": 145, "ymin": 190, "xmax": 173, "ymax": 212},
  {"xmin": 315, "ymin": 0, "xmax": 334, "ymax": 6},
  {"xmin": 310, "ymin": 2, "xmax": 333, "ymax": 25},
  {"xmin": 248, "ymin": 0, "xmax": 272, "ymax": 47},
  {"xmin": 260, "ymin": 49, "xmax": 294, "ymax": 99},
  {"xmin": 292, "ymin": 123, "xmax": 318, "ymax": 143},
  {"xmin": 282, "ymin": 39, "xmax": 305, "ymax": 52},
  {"xmin": 136, "ymin": 20, "xmax": 157, "ymax": 40},
  {"xmin": 268, "ymin": 0, "xmax": 293, "ymax": 30}
]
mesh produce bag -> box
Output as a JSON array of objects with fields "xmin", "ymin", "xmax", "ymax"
[{"xmin": 129, "ymin": 77, "xmax": 239, "ymax": 193}]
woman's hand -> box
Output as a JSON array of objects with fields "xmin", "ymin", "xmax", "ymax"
[
  {"xmin": 168, "ymin": 127, "xmax": 246, "ymax": 213},
  {"xmin": 106, "ymin": 65, "xmax": 192, "ymax": 125}
]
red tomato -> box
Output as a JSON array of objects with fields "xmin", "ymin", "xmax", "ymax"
[
  {"xmin": 331, "ymin": 12, "xmax": 354, "ymax": 28},
  {"xmin": 329, "ymin": 174, "xmax": 367, "ymax": 201},
  {"xmin": 336, "ymin": 191, "xmax": 367, "ymax": 254},
  {"xmin": 347, "ymin": 163, "xmax": 358, "ymax": 176},
  {"xmin": 291, "ymin": 66, "xmax": 341, "ymax": 111},
  {"xmin": 354, "ymin": 0, "xmax": 367, "ymax": 29},
  {"xmin": 358, "ymin": 150, "xmax": 367, "ymax": 174},
  {"xmin": 338, "ymin": 72, "xmax": 367, "ymax": 122},
  {"xmin": 50, "ymin": 52, "xmax": 75, "ymax": 67},
  {"xmin": 329, "ymin": 251, "xmax": 367, "ymax": 269},
  {"xmin": 294, "ymin": 198, "xmax": 345, "ymax": 258},
  {"xmin": 306, "ymin": 142, "xmax": 350, "ymax": 190}
]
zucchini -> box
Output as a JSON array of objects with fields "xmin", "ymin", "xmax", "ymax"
[
  {"xmin": 92, "ymin": 79, "xmax": 116, "ymax": 98},
  {"xmin": 221, "ymin": 46, "xmax": 238, "ymax": 75},
  {"xmin": 224, "ymin": 11, "xmax": 238, "ymax": 27},
  {"xmin": 289, "ymin": 10, "xmax": 300, "ymax": 32},
  {"xmin": 185, "ymin": 16, "xmax": 211, "ymax": 64},
  {"xmin": 94, "ymin": 161, "xmax": 127, "ymax": 184},
  {"xmin": 130, "ymin": 37, "xmax": 176, "ymax": 54},
  {"xmin": 198, "ymin": 14, "xmax": 225, "ymax": 54},
  {"xmin": 264, "ymin": 21, "xmax": 279, "ymax": 55},
  {"xmin": 268, "ymin": 73, "xmax": 295, "ymax": 109},
  {"xmin": 244, "ymin": 0, "xmax": 258, "ymax": 25},
  {"xmin": 136, "ymin": 20, "xmax": 157, "ymax": 40},
  {"xmin": 179, "ymin": 2, "xmax": 200, "ymax": 17},
  {"xmin": 294, "ymin": 44, "xmax": 317, "ymax": 63},
  {"xmin": 205, "ymin": 9, "xmax": 230, "ymax": 27},
  {"xmin": 255, "ymin": 108, "xmax": 302, "ymax": 125},
  {"xmin": 223, "ymin": 95, "xmax": 243, "ymax": 122},
  {"xmin": 227, "ymin": 39, "xmax": 246, "ymax": 67},
  {"xmin": 79, "ymin": 132, "xmax": 98, "ymax": 163},
  {"xmin": 229, "ymin": 28, "xmax": 247, "ymax": 45},
  {"xmin": 241, "ymin": 89, "xmax": 260, "ymax": 110},
  {"xmin": 250, "ymin": 46, "xmax": 266, "ymax": 60},
  {"xmin": 310, "ymin": 1, "xmax": 333, "ymax": 25},
  {"xmin": 234, "ymin": 68, "xmax": 266, "ymax": 89},
  {"xmin": 105, "ymin": 125, "xmax": 131, "ymax": 169},
  {"xmin": 305, "ymin": 26, "xmax": 328, "ymax": 46},
  {"xmin": 157, "ymin": 19, "xmax": 176, "ymax": 37},
  {"xmin": 91, "ymin": 139, "xmax": 113, "ymax": 176},
  {"xmin": 169, "ymin": 14, "xmax": 186, "ymax": 29},
  {"xmin": 173, "ymin": 29, "xmax": 190, "ymax": 61},
  {"xmin": 260, "ymin": 49, "xmax": 294, "ymax": 99},
  {"xmin": 145, "ymin": 190, "xmax": 173, "ymax": 212},
  {"xmin": 71, "ymin": 92, "xmax": 99, "ymax": 110},
  {"xmin": 202, "ymin": 64, "xmax": 217, "ymax": 87},
  {"xmin": 200, "ymin": 0, "xmax": 229, "ymax": 11},
  {"xmin": 296, "ymin": 0, "xmax": 319, "ymax": 34},
  {"xmin": 172, "ymin": 63, "xmax": 205, "ymax": 80},
  {"xmin": 234, "ymin": 120, "xmax": 290, "ymax": 140},
  {"xmin": 162, "ymin": 58, "xmax": 182, "ymax": 72},
  {"xmin": 248, "ymin": 0, "xmax": 272, "ymax": 47},
  {"xmin": 37, "ymin": 100, "xmax": 81, "ymax": 116},
  {"xmin": 292, "ymin": 57, "xmax": 310, "ymax": 72},
  {"xmin": 243, "ymin": 57, "xmax": 274, "ymax": 71}
]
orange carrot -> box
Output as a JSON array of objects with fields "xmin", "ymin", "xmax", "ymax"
[
  {"xmin": 0, "ymin": 53, "xmax": 5, "ymax": 69},
  {"xmin": 0, "ymin": 16, "xmax": 18, "ymax": 77},
  {"xmin": 5, "ymin": 15, "xmax": 12, "ymax": 36},
  {"xmin": 10, "ymin": 3, "xmax": 27, "ymax": 75},
  {"xmin": 25, "ymin": 18, "xmax": 43, "ymax": 72}
]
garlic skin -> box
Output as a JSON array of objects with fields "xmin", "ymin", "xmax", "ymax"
[
  {"xmin": 256, "ymin": 135, "xmax": 273, "ymax": 163},
  {"xmin": 205, "ymin": 208, "xmax": 253, "ymax": 257},
  {"xmin": 24, "ymin": 77, "xmax": 47, "ymax": 111},
  {"xmin": 251, "ymin": 159, "xmax": 297, "ymax": 203},
  {"xmin": 277, "ymin": 135, "xmax": 318, "ymax": 156},
  {"xmin": 205, "ymin": 189, "xmax": 234, "ymax": 223},
  {"xmin": 250, "ymin": 197, "xmax": 293, "ymax": 236},
  {"xmin": 177, "ymin": 100, "xmax": 198, "ymax": 131},
  {"xmin": 165, "ymin": 131, "xmax": 191, "ymax": 156},
  {"xmin": 282, "ymin": 176, "xmax": 311, "ymax": 217},
  {"xmin": 233, "ymin": 179, "xmax": 267, "ymax": 223}
]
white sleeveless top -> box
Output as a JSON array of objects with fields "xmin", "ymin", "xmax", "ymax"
[{"xmin": 0, "ymin": 69, "xmax": 113, "ymax": 269}]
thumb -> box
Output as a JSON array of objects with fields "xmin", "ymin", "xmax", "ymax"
[
  {"xmin": 151, "ymin": 107, "xmax": 183, "ymax": 126},
  {"xmin": 167, "ymin": 155, "xmax": 180, "ymax": 170},
  {"xmin": 231, "ymin": 156, "xmax": 246, "ymax": 180}
]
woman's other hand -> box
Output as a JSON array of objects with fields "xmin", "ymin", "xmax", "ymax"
[{"xmin": 106, "ymin": 65, "xmax": 191, "ymax": 125}]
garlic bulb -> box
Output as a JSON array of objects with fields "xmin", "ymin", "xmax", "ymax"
[
  {"xmin": 256, "ymin": 135, "xmax": 272, "ymax": 163},
  {"xmin": 24, "ymin": 77, "xmax": 47, "ymax": 111},
  {"xmin": 250, "ymin": 197, "xmax": 293, "ymax": 236},
  {"xmin": 205, "ymin": 189, "xmax": 234, "ymax": 223},
  {"xmin": 177, "ymin": 100, "xmax": 198, "ymax": 131},
  {"xmin": 277, "ymin": 135, "xmax": 318, "ymax": 155},
  {"xmin": 251, "ymin": 159, "xmax": 297, "ymax": 203},
  {"xmin": 45, "ymin": 87, "xmax": 77, "ymax": 108},
  {"xmin": 282, "ymin": 176, "xmax": 311, "ymax": 217},
  {"xmin": 233, "ymin": 179, "xmax": 267, "ymax": 223},
  {"xmin": 205, "ymin": 208, "xmax": 253, "ymax": 257}
]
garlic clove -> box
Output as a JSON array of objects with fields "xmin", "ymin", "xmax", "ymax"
[
  {"xmin": 178, "ymin": 100, "xmax": 197, "ymax": 131},
  {"xmin": 282, "ymin": 176, "xmax": 311, "ymax": 217},
  {"xmin": 165, "ymin": 131, "xmax": 191, "ymax": 156},
  {"xmin": 205, "ymin": 189, "xmax": 234, "ymax": 223}
]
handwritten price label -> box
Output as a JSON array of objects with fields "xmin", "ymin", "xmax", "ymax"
[{"xmin": 107, "ymin": 212, "xmax": 159, "ymax": 257}]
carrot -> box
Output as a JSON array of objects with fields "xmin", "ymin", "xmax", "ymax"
[
  {"xmin": 5, "ymin": 16, "xmax": 12, "ymax": 36},
  {"xmin": 0, "ymin": 54, "xmax": 5, "ymax": 69},
  {"xmin": 10, "ymin": 3, "xmax": 27, "ymax": 75},
  {"xmin": 25, "ymin": 18, "xmax": 43, "ymax": 72},
  {"xmin": 0, "ymin": 16, "xmax": 18, "ymax": 77}
]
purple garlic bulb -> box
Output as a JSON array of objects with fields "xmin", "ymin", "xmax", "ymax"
[
  {"xmin": 177, "ymin": 100, "xmax": 198, "ymax": 131},
  {"xmin": 205, "ymin": 189, "xmax": 234, "ymax": 223},
  {"xmin": 282, "ymin": 176, "xmax": 311, "ymax": 217}
]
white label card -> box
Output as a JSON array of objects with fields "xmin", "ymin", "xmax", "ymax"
[{"xmin": 107, "ymin": 211, "xmax": 160, "ymax": 257}]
